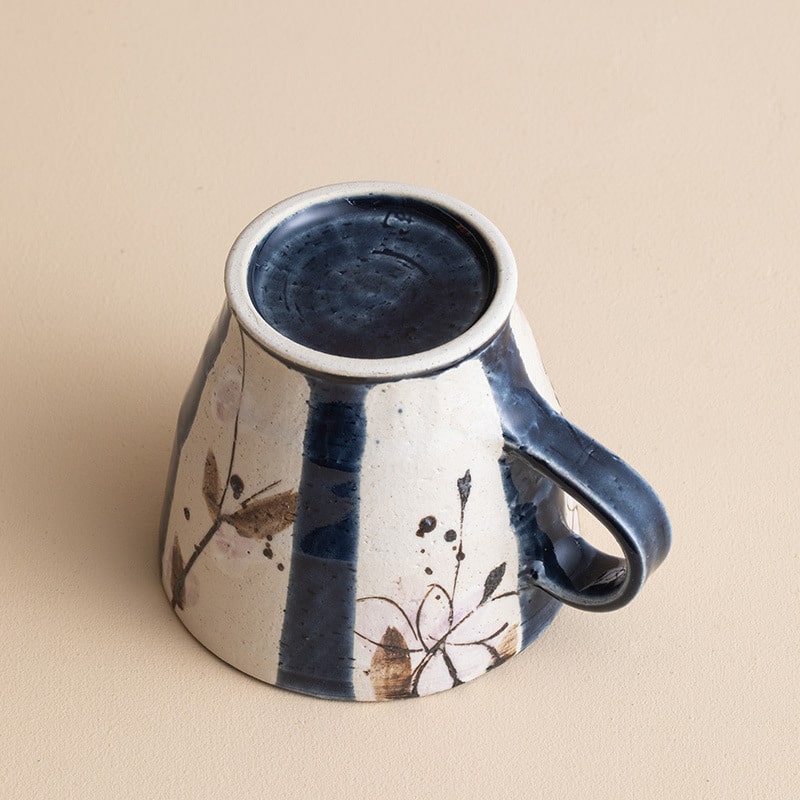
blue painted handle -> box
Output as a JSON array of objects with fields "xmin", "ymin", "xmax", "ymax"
[
  {"xmin": 506, "ymin": 408, "xmax": 671, "ymax": 611},
  {"xmin": 481, "ymin": 326, "xmax": 671, "ymax": 611}
]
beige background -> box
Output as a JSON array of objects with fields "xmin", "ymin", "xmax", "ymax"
[{"xmin": 1, "ymin": 1, "xmax": 798, "ymax": 798}]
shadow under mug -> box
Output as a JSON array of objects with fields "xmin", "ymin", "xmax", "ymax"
[{"xmin": 159, "ymin": 182, "xmax": 671, "ymax": 700}]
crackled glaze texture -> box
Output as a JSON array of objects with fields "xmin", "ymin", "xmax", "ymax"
[{"xmin": 160, "ymin": 183, "xmax": 671, "ymax": 700}]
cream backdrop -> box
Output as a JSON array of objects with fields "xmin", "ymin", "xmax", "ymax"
[{"xmin": 1, "ymin": 2, "xmax": 797, "ymax": 798}]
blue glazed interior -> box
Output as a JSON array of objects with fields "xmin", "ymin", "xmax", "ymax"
[{"xmin": 248, "ymin": 195, "xmax": 495, "ymax": 359}]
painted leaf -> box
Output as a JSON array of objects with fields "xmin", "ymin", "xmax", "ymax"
[
  {"xmin": 202, "ymin": 450, "xmax": 222, "ymax": 518},
  {"xmin": 370, "ymin": 626, "xmax": 413, "ymax": 700},
  {"xmin": 492, "ymin": 623, "xmax": 519, "ymax": 667},
  {"xmin": 171, "ymin": 540, "xmax": 186, "ymax": 610},
  {"xmin": 457, "ymin": 469, "xmax": 472, "ymax": 510},
  {"xmin": 480, "ymin": 562, "xmax": 507, "ymax": 605},
  {"xmin": 223, "ymin": 489, "xmax": 298, "ymax": 539}
]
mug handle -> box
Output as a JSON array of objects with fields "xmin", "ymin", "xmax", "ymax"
[{"xmin": 483, "ymin": 328, "xmax": 671, "ymax": 612}]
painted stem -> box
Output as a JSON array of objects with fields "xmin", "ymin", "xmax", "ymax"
[
  {"xmin": 171, "ymin": 519, "xmax": 221, "ymax": 609},
  {"xmin": 440, "ymin": 648, "xmax": 462, "ymax": 687},
  {"xmin": 215, "ymin": 326, "xmax": 247, "ymax": 515},
  {"xmin": 409, "ymin": 604, "xmax": 478, "ymax": 695},
  {"xmin": 171, "ymin": 327, "xmax": 247, "ymax": 609},
  {"xmin": 239, "ymin": 479, "xmax": 281, "ymax": 509},
  {"xmin": 449, "ymin": 502, "xmax": 466, "ymax": 627}
]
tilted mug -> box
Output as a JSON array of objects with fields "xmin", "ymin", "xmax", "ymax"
[{"xmin": 159, "ymin": 182, "xmax": 671, "ymax": 700}]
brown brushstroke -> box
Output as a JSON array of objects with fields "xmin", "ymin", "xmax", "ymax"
[{"xmin": 370, "ymin": 626, "xmax": 413, "ymax": 701}]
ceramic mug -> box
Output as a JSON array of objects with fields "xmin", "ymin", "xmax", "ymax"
[{"xmin": 159, "ymin": 182, "xmax": 671, "ymax": 701}]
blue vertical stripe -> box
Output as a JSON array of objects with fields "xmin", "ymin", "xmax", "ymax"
[{"xmin": 277, "ymin": 379, "xmax": 369, "ymax": 699}]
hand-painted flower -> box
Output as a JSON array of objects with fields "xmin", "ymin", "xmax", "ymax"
[{"xmin": 356, "ymin": 568, "xmax": 520, "ymax": 699}]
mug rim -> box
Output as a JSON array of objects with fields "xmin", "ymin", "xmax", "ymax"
[{"xmin": 225, "ymin": 181, "xmax": 518, "ymax": 381}]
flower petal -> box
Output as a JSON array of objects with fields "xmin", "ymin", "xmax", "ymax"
[
  {"xmin": 445, "ymin": 623, "xmax": 521, "ymax": 682},
  {"xmin": 414, "ymin": 650, "xmax": 455, "ymax": 697},
  {"xmin": 415, "ymin": 583, "xmax": 453, "ymax": 649},
  {"xmin": 355, "ymin": 595, "xmax": 420, "ymax": 650},
  {"xmin": 443, "ymin": 642, "xmax": 494, "ymax": 681},
  {"xmin": 447, "ymin": 590, "xmax": 519, "ymax": 646}
]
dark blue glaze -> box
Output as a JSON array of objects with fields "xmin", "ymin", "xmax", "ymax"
[
  {"xmin": 480, "ymin": 325, "xmax": 671, "ymax": 611},
  {"xmin": 248, "ymin": 196, "xmax": 494, "ymax": 359},
  {"xmin": 498, "ymin": 453, "xmax": 572, "ymax": 645},
  {"xmin": 276, "ymin": 379, "xmax": 370, "ymax": 699},
  {"xmin": 159, "ymin": 305, "xmax": 232, "ymax": 561}
]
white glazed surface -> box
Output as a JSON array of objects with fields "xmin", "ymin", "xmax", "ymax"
[{"xmin": 162, "ymin": 312, "xmax": 307, "ymax": 683}]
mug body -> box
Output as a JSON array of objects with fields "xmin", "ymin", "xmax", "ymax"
[
  {"xmin": 159, "ymin": 299, "xmax": 575, "ymax": 700},
  {"xmin": 159, "ymin": 181, "xmax": 670, "ymax": 700}
]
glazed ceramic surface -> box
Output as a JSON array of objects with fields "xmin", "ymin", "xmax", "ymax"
[{"xmin": 159, "ymin": 182, "xmax": 671, "ymax": 701}]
